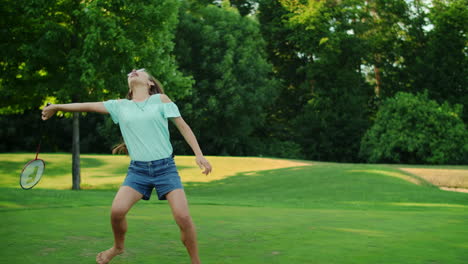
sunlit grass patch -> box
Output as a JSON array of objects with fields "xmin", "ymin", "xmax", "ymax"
[
  {"xmin": 175, "ymin": 155, "xmax": 311, "ymax": 183},
  {"xmin": 0, "ymin": 153, "xmax": 312, "ymax": 190},
  {"xmin": 398, "ymin": 168, "xmax": 468, "ymax": 189}
]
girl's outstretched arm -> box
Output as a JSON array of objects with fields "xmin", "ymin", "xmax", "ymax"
[{"xmin": 41, "ymin": 102, "xmax": 108, "ymax": 120}]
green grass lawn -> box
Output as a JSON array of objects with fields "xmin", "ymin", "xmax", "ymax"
[{"xmin": 1, "ymin": 153, "xmax": 467, "ymax": 264}]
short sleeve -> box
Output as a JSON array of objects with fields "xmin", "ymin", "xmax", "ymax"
[
  {"xmin": 163, "ymin": 102, "xmax": 181, "ymax": 118},
  {"xmin": 103, "ymin": 100, "xmax": 120, "ymax": 124}
]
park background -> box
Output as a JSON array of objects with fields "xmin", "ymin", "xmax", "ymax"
[
  {"xmin": 1, "ymin": 0, "xmax": 468, "ymax": 263},
  {"xmin": 1, "ymin": 0, "xmax": 467, "ymax": 166}
]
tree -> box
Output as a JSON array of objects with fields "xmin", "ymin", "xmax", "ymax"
[
  {"xmin": 363, "ymin": 0, "xmax": 468, "ymax": 121},
  {"xmin": 174, "ymin": 2, "xmax": 279, "ymax": 156},
  {"xmin": 256, "ymin": 0, "xmax": 312, "ymax": 153},
  {"xmin": 257, "ymin": 0, "xmax": 468, "ymax": 162},
  {"xmin": 257, "ymin": 0, "xmax": 373, "ymax": 161},
  {"xmin": 423, "ymin": 0, "xmax": 467, "ymax": 121},
  {"xmin": 357, "ymin": 0, "xmax": 411, "ymax": 98},
  {"xmin": 1, "ymin": 0, "xmax": 192, "ymax": 189}
]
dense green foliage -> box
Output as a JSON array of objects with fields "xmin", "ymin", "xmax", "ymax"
[
  {"xmin": 1, "ymin": 0, "xmax": 467, "ymax": 164},
  {"xmin": 399, "ymin": 0, "xmax": 468, "ymax": 119},
  {"xmin": 173, "ymin": 2, "xmax": 279, "ymax": 156},
  {"xmin": 0, "ymin": 0, "xmax": 191, "ymax": 111},
  {"xmin": 256, "ymin": 0, "xmax": 467, "ymax": 163},
  {"xmin": 278, "ymin": 0, "xmax": 373, "ymax": 162},
  {"xmin": 0, "ymin": 110, "xmax": 117, "ymax": 153},
  {"xmin": 360, "ymin": 92, "xmax": 468, "ymax": 164}
]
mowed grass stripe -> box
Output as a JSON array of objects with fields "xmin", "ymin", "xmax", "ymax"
[
  {"xmin": 2, "ymin": 204, "xmax": 468, "ymax": 264},
  {"xmin": 1, "ymin": 154, "xmax": 467, "ymax": 263}
]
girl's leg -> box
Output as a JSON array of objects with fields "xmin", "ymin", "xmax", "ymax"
[
  {"xmin": 166, "ymin": 189, "xmax": 201, "ymax": 264},
  {"xmin": 96, "ymin": 186, "xmax": 143, "ymax": 264}
]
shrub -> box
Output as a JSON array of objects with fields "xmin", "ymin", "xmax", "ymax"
[{"xmin": 359, "ymin": 92, "xmax": 468, "ymax": 164}]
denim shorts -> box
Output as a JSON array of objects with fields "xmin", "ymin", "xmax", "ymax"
[{"xmin": 122, "ymin": 155, "xmax": 183, "ymax": 201}]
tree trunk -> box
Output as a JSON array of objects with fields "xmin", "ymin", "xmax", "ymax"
[
  {"xmin": 72, "ymin": 112, "xmax": 81, "ymax": 190},
  {"xmin": 374, "ymin": 55, "xmax": 382, "ymax": 97},
  {"xmin": 367, "ymin": 0, "xmax": 382, "ymax": 98}
]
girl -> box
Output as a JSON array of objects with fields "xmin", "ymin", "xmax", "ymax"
[{"xmin": 41, "ymin": 68, "xmax": 212, "ymax": 264}]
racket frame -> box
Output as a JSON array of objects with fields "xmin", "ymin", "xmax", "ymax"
[{"xmin": 20, "ymin": 158, "xmax": 46, "ymax": 190}]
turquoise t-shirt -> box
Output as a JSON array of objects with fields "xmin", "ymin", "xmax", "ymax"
[{"xmin": 103, "ymin": 94, "xmax": 181, "ymax": 161}]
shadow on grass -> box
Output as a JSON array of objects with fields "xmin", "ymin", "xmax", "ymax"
[
  {"xmin": 0, "ymin": 159, "xmax": 70, "ymax": 180},
  {"xmin": 0, "ymin": 160, "xmax": 27, "ymax": 175},
  {"xmin": 81, "ymin": 157, "xmax": 107, "ymax": 168},
  {"xmin": 0, "ymin": 187, "xmax": 115, "ymax": 212}
]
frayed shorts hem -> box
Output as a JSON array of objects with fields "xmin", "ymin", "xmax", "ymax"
[{"xmin": 121, "ymin": 184, "xmax": 184, "ymax": 201}]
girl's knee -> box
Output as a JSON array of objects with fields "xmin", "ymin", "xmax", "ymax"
[
  {"xmin": 111, "ymin": 207, "xmax": 127, "ymax": 220},
  {"xmin": 175, "ymin": 214, "xmax": 193, "ymax": 230}
]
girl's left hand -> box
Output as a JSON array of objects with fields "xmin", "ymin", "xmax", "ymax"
[{"xmin": 195, "ymin": 155, "xmax": 212, "ymax": 175}]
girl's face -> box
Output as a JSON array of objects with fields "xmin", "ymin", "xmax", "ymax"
[{"xmin": 127, "ymin": 69, "xmax": 153, "ymax": 87}]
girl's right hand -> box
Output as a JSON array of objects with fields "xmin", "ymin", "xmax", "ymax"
[
  {"xmin": 195, "ymin": 155, "xmax": 212, "ymax": 175},
  {"xmin": 41, "ymin": 104, "xmax": 57, "ymax": 120}
]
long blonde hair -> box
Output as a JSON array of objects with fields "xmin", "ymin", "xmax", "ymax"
[{"xmin": 112, "ymin": 72, "xmax": 165, "ymax": 155}]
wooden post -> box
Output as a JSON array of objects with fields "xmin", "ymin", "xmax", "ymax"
[{"xmin": 72, "ymin": 112, "xmax": 81, "ymax": 190}]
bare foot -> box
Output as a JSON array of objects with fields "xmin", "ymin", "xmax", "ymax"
[{"xmin": 96, "ymin": 247, "xmax": 124, "ymax": 264}]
